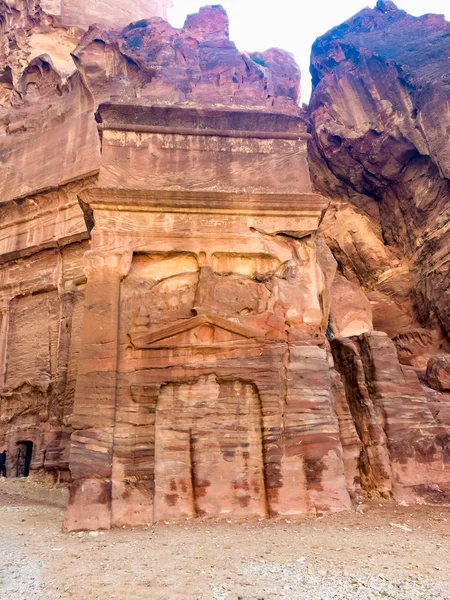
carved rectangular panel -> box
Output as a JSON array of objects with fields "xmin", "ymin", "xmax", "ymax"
[
  {"xmin": 154, "ymin": 375, "xmax": 267, "ymax": 521},
  {"xmin": 6, "ymin": 291, "xmax": 60, "ymax": 390}
]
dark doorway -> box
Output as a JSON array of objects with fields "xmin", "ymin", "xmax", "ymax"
[
  {"xmin": 0, "ymin": 451, "xmax": 6, "ymax": 477},
  {"xmin": 16, "ymin": 441, "xmax": 33, "ymax": 478}
]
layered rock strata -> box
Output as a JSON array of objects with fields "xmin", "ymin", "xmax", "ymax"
[
  {"xmin": 331, "ymin": 334, "xmax": 450, "ymax": 504},
  {"xmin": 309, "ymin": 0, "xmax": 450, "ymax": 363},
  {"xmin": 0, "ymin": 3, "xmax": 449, "ymax": 529},
  {"xmin": 0, "ymin": 182, "xmax": 90, "ymax": 480},
  {"xmin": 64, "ymin": 102, "xmax": 353, "ymax": 530},
  {"xmin": 308, "ymin": 0, "xmax": 450, "ymax": 509}
]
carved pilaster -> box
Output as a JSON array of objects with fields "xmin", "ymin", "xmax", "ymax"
[
  {"xmin": 0, "ymin": 298, "xmax": 9, "ymax": 388},
  {"xmin": 65, "ymin": 248, "xmax": 133, "ymax": 531}
]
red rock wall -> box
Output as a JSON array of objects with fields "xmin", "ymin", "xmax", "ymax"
[
  {"xmin": 0, "ymin": 4, "xmax": 301, "ymax": 203},
  {"xmin": 309, "ymin": 0, "xmax": 450, "ymax": 357},
  {"xmin": 0, "ymin": 238, "xmax": 88, "ymax": 481},
  {"xmin": 0, "ymin": 2, "xmax": 449, "ymax": 529},
  {"xmin": 308, "ymin": 3, "xmax": 450, "ymax": 493},
  {"xmin": 62, "ymin": 102, "xmax": 349, "ymax": 528}
]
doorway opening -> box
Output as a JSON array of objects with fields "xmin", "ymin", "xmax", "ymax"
[{"xmin": 16, "ymin": 441, "xmax": 33, "ymax": 478}]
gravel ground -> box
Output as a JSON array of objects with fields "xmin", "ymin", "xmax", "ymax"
[
  {"xmin": 0, "ymin": 530, "xmax": 43, "ymax": 599},
  {"xmin": 1, "ymin": 478, "xmax": 450, "ymax": 599}
]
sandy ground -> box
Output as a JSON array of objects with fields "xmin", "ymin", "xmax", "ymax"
[{"xmin": 1, "ymin": 479, "xmax": 450, "ymax": 600}]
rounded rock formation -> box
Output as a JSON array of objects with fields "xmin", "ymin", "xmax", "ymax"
[{"xmin": 427, "ymin": 355, "xmax": 450, "ymax": 391}]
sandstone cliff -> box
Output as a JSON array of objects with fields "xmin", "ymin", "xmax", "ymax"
[
  {"xmin": 308, "ymin": 1, "xmax": 450, "ymax": 504},
  {"xmin": 0, "ymin": 2, "xmax": 449, "ymax": 528},
  {"xmin": 0, "ymin": 3, "xmax": 301, "ymax": 203},
  {"xmin": 309, "ymin": 0, "xmax": 450, "ymax": 366}
]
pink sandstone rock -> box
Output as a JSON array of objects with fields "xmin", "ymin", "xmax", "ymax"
[
  {"xmin": 330, "ymin": 274, "xmax": 373, "ymax": 338},
  {"xmin": 308, "ymin": 0, "xmax": 450, "ymax": 344},
  {"xmin": 0, "ymin": 2, "xmax": 449, "ymax": 531},
  {"xmin": 427, "ymin": 356, "xmax": 450, "ymax": 392}
]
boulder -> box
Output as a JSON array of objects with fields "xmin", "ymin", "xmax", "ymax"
[{"xmin": 427, "ymin": 355, "xmax": 450, "ymax": 391}]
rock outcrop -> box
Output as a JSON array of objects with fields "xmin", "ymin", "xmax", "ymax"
[
  {"xmin": 427, "ymin": 356, "xmax": 450, "ymax": 392},
  {"xmin": 0, "ymin": 2, "xmax": 449, "ymax": 529},
  {"xmin": 0, "ymin": 3, "xmax": 301, "ymax": 204},
  {"xmin": 308, "ymin": 0, "xmax": 450, "ymax": 507},
  {"xmin": 309, "ymin": 0, "xmax": 450, "ymax": 362}
]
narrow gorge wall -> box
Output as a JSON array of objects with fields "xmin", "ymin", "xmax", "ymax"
[{"xmin": 309, "ymin": 0, "xmax": 450, "ymax": 356}]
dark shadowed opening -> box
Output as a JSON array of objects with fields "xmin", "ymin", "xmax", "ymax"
[{"xmin": 16, "ymin": 441, "xmax": 33, "ymax": 478}]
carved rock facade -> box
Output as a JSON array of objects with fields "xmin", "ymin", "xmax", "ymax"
[
  {"xmin": 64, "ymin": 103, "xmax": 354, "ymax": 530},
  {"xmin": 0, "ymin": 3, "xmax": 449, "ymax": 530}
]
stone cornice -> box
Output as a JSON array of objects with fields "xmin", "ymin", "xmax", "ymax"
[
  {"xmin": 79, "ymin": 188, "xmax": 329, "ymax": 218},
  {"xmin": 97, "ymin": 103, "xmax": 308, "ymax": 138}
]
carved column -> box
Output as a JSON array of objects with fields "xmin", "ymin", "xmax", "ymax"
[
  {"xmin": 64, "ymin": 249, "xmax": 132, "ymax": 532},
  {"xmin": 0, "ymin": 299, "xmax": 9, "ymax": 388}
]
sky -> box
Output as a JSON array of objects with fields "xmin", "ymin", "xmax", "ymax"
[{"xmin": 168, "ymin": 0, "xmax": 450, "ymax": 102}]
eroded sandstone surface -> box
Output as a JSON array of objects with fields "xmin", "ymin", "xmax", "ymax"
[
  {"xmin": 308, "ymin": 0, "xmax": 450, "ymax": 495},
  {"xmin": 0, "ymin": 1, "xmax": 449, "ymax": 530},
  {"xmin": 309, "ymin": 0, "xmax": 450, "ymax": 359}
]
